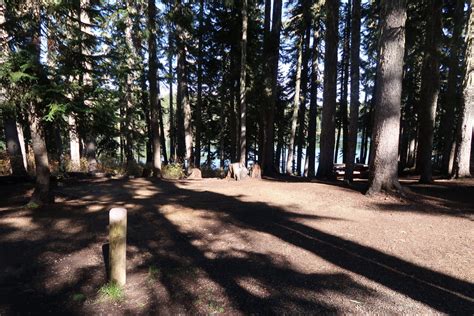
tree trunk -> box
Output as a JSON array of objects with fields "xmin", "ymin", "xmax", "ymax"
[
  {"xmin": 453, "ymin": 7, "xmax": 473, "ymax": 178},
  {"xmin": 341, "ymin": 0, "xmax": 351, "ymax": 163},
  {"xmin": 262, "ymin": 0, "xmax": 282, "ymax": 175},
  {"xmin": 416, "ymin": 0, "xmax": 442, "ymax": 183},
  {"xmin": 3, "ymin": 112, "xmax": 27, "ymax": 176},
  {"xmin": 367, "ymin": 0, "xmax": 407, "ymax": 195},
  {"xmin": 317, "ymin": 0, "xmax": 339, "ymax": 178},
  {"xmin": 345, "ymin": 0, "xmax": 360, "ymax": 182},
  {"xmin": 68, "ymin": 115, "xmax": 81, "ymax": 171},
  {"xmin": 79, "ymin": 0, "xmax": 96, "ymax": 173},
  {"xmin": 28, "ymin": 103, "xmax": 51, "ymax": 204},
  {"xmin": 168, "ymin": 25, "xmax": 175, "ymax": 163},
  {"xmin": 158, "ymin": 94, "xmax": 168, "ymax": 165},
  {"xmin": 239, "ymin": 0, "xmax": 248, "ymax": 165},
  {"xmin": 441, "ymin": 0, "xmax": 465, "ymax": 175},
  {"xmin": 183, "ymin": 74, "xmax": 192, "ymax": 171},
  {"xmin": 148, "ymin": 0, "xmax": 162, "ymax": 176},
  {"xmin": 334, "ymin": 122, "xmax": 341, "ymax": 162},
  {"xmin": 176, "ymin": 1, "xmax": 192, "ymax": 169},
  {"xmin": 194, "ymin": 0, "xmax": 204, "ymax": 168},
  {"xmin": 16, "ymin": 120, "xmax": 27, "ymax": 171},
  {"xmin": 23, "ymin": 2, "xmax": 51, "ymax": 204},
  {"xmin": 307, "ymin": 27, "xmax": 320, "ymax": 178},
  {"xmin": 230, "ymin": 50, "xmax": 237, "ymax": 162},
  {"xmin": 296, "ymin": 25, "xmax": 311, "ymax": 176},
  {"xmin": 286, "ymin": 35, "xmax": 303, "ymax": 175}
]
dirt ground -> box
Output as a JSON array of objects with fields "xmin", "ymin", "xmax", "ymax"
[{"xmin": 0, "ymin": 175, "xmax": 473, "ymax": 315}]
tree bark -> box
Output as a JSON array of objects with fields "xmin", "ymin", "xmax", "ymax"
[
  {"xmin": 341, "ymin": 0, "xmax": 351, "ymax": 163},
  {"xmin": 28, "ymin": 103, "xmax": 51, "ymax": 204},
  {"xmin": 194, "ymin": 0, "xmax": 204, "ymax": 168},
  {"xmin": 416, "ymin": 0, "xmax": 442, "ymax": 183},
  {"xmin": 453, "ymin": 6, "xmax": 473, "ymax": 178},
  {"xmin": 286, "ymin": 35, "xmax": 303, "ymax": 175},
  {"xmin": 23, "ymin": 2, "xmax": 51, "ymax": 204},
  {"xmin": 3, "ymin": 112, "xmax": 27, "ymax": 176},
  {"xmin": 175, "ymin": 0, "xmax": 192, "ymax": 169},
  {"xmin": 296, "ymin": 25, "xmax": 311, "ymax": 176},
  {"xmin": 148, "ymin": 0, "xmax": 162, "ymax": 176},
  {"xmin": 262, "ymin": 0, "xmax": 282, "ymax": 175},
  {"xmin": 158, "ymin": 93, "xmax": 168, "ymax": 165},
  {"xmin": 124, "ymin": 0, "xmax": 141, "ymax": 165},
  {"xmin": 307, "ymin": 27, "xmax": 320, "ymax": 178},
  {"xmin": 441, "ymin": 0, "xmax": 465, "ymax": 175},
  {"xmin": 68, "ymin": 115, "xmax": 81, "ymax": 171},
  {"xmin": 239, "ymin": 0, "xmax": 248, "ymax": 165},
  {"xmin": 168, "ymin": 20, "xmax": 175, "ymax": 163},
  {"xmin": 345, "ymin": 0, "xmax": 361, "ymax": 182},
  {"xmin": 317, "ymin": 0, "xmax": 339, "ymax": 178},
  {"xmin": 367, "ymin": 0, "xmax": 407, "ymax": 195},
  {"xmin": 78, "ymin": 0, "xmax": 96, "ymax": 173}
]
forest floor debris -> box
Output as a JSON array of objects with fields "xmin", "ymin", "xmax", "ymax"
[{"xmin": 0, "ymin": 176, "xmax": 473, "ymax": 314}]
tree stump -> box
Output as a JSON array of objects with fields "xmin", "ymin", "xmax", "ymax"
[
  {"xmin": 187, "ymin": 167, "xmax": 202, "ymax": 179},
  {"xmin": 251, "ymin": 163, "xmax": 262, "ymax": 179},
  {"xmin": 109, "ymin": 208, "xmax": 127, "ymax": 286}
]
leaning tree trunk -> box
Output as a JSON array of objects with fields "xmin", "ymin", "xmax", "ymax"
[
  {"xmin": 148, "ymin": 0, "xmax": 162, "ymax": 176},
  {"xmin": 239, "ymin": 0, "xmax": 248, "ymax": 165},
  {"xmin": 416, "ymin": 0, "xmax": 442, "ymax": 183},
  {"xmin": 453, "ymin": 7, "xmax": 474, "ymax": 178},
  {"xmin": 345, "ymin": 0, "xmax": 360, "ymax": 182},
  {"xmin": 3, "ymin": 112, "xmax": 27, "ymax": 176},
  {"xmin": 317, "ymin": 0, "xmax": 339, "ymax": 178},
  {"xmin": 286, "ymin": 35, "xmax": 303, "ymax": 175},
  {"xmin": 367, "ymin": 0, "xmax": 407, "ymax": 195}
]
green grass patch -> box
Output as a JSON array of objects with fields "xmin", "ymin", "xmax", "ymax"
[
  {"xmin": 148, "ymin": 265, "xmax": 161, "ymax": 281},
  {"xmin": 26, "ymin": 201, "xmax": 40, "ymax": 209},
  {"xmin": 72, "ymin": 293, "xmax": 86, "ymax": 302},
  {"xmin": 98, "ymin": 282, "xmax": 124, "ymax": 302}
]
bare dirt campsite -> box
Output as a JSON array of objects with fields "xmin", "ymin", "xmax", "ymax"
[
  {"xmin": 2, "ymin": 0, "xmax": 474, "ymax": 314},
  {"xmin": 1, "ymin": 176, "xmax": 473, "ymax": 315}
]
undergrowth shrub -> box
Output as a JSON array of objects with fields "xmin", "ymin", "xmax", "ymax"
[
  {"xmin": 0, "ymin": 151, "xmax": 10, "ymax": 175},
  {"xmin": 200, "ymin": 165, "xmax": 225, "ymax": 178},
  {"xmin": 162, "ymin": 163, "xmax": 185, "ymax": 179}
]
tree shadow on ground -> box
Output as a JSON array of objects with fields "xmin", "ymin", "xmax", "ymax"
[
  {"xmin": 0, "ymin": 178, "xmax": 473, "ymax": 314},
  {"xmin": 372, "ymin": 179, "xmax": 474, "ymax": 219}
]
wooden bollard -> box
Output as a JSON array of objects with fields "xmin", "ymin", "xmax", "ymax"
[{"xmin": 109, "ymin": 207, "xmax": 127, "ymax": 286}]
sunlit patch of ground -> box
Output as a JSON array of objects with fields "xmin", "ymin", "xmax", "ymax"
[{"xmin": 0, "ymin": 177, "xmax": 473, "ymax": 314}]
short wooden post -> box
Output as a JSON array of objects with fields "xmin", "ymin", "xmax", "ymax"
[{"xmin": 109, "ymin": 207, "xmax": 127, "ymax": 286}]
